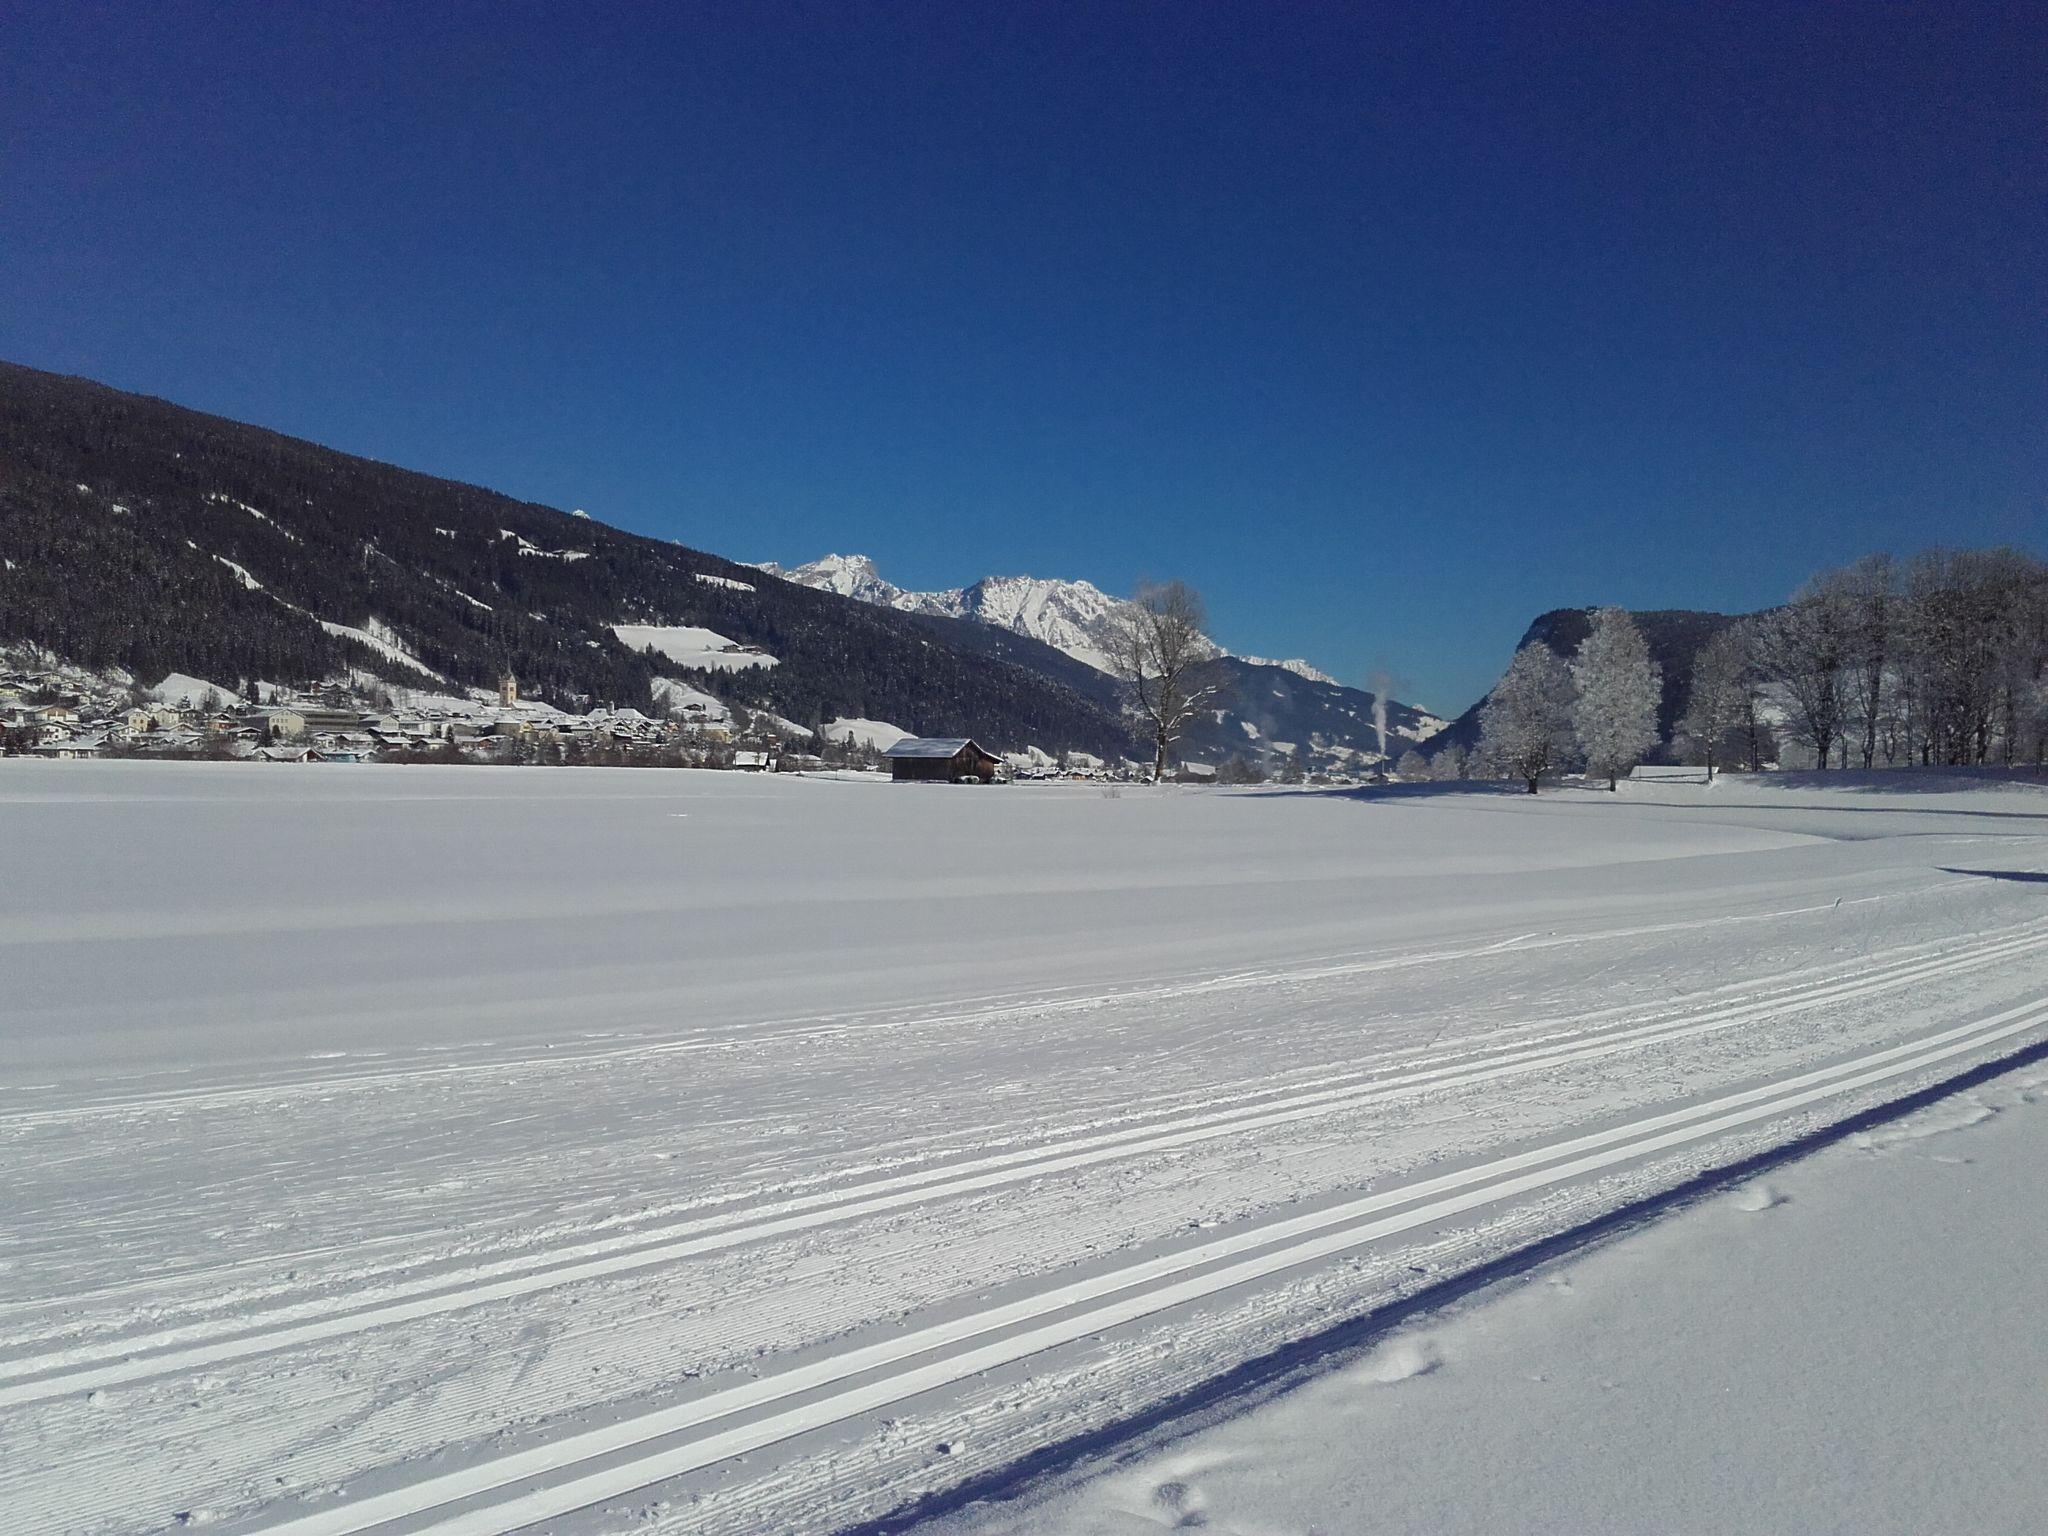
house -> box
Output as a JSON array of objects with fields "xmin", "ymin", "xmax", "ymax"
[
  {"xmin": 33, "ymin": 734, "xmax": 105, "ymax": 759},
  {"xmin": 257, "ymin": 744, "xmax": 314, "ymax": 763},
  {"xmin": 261, "ymin": 707, "xmax": 309, "ymax": 740},
  {"xmin": 732, "ymin": 748, "xmax": 772, "ymax": 771},
  {"xmin": 883, "ymin": 737, "xmax": 1004, "ymax": 783},
  {"xmin": 297, "ymin": 706, "xmax": 367, "ymax": 733}
]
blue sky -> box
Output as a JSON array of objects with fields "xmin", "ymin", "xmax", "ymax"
[{"xmin": 3, "ymin": 3, "xmax": 2042, "ymax": 713}]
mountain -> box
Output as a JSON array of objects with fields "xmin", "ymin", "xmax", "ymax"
[
  {"xmin": 761, "ymin": 553, "xmax": 1445, "ymax": 768},
  {"xmin": 0, "ymin": 361, "xmax": 1135, "ymax": 755},
  {"xmin": 756, "ymin": 556, "xmax": 1138, "ymax": 675},
  {"xmin": 1421, "ymin": 607, "xmax": 1742, "ymax": 758}
]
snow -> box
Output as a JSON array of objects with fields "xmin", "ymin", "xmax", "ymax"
[
  {"xmin": 497, "ymin": 529, "xmax": 590, "ymax": 561},
  {"xmin": 318, "ymin": 618, "xmax": 447, "ymax": 682},
  {"xmin": 693, "ymin": 572, "xmax": 756, "ymax": 593},
  {"xmin": 214, "ymin": 555, "xmax": 261, "ymax": 590},
  {"xmin": 939, "ymin": 1059, "xmax": 2048, "ymax": 1536},
  {"xmin": 649, "ymin": 677, "xmax": 730, "ymax": 721},
  {"xmin": 766, "ymin": 556, "xmax": 1185, "ymax": 678},
  {"xmin": 611, "ymin": 623, "xmax": 779, "ymax": 671},
  {"xmin": 1239, "ymin": 656, "xmax": 1340, "ymax": 686},
  {"xmin": 755, "ymin": 711, "xmax": 815, "ymax": 740},
  {"xmin": 207, "ymin": 493, "xmax": 299, "ymax": 542},
  {"xmin": 4, "ymin": 768, "xmax": 2047, "ymax": 1536},
  {"xmin": 821, "ymin": 716, "xmax": 911, "ymax": 749},
  {"xmin": 147, "ymin": 672, "xmax": 243, "ymax": 707}
]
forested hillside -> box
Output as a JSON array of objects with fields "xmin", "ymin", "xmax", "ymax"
[{"xmin": 0, "ymin": 361, "xmax": 1134, "ymax": 753}]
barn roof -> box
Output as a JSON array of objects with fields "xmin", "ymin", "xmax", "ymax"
[{"xmin": 883, "ymin": 737, "xmax": 985, "ymax": 758}]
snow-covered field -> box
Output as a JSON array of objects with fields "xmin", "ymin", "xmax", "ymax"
[
  {"xmin": 937, "ymin": 1058, "xmax": 2048, "ymax": 1536},
  {"xmin": 3, "ymin": 764, "xmax": 2046, "ymax": 1536}
]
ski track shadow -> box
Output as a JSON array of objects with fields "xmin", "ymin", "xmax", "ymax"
[{"xmin": 838, "ymin": 1033, "xmax": 2048, "ymax": 1536}]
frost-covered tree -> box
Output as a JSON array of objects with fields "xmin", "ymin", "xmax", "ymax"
[
  {"xmin": 1395, "ymin": 747, "xmax": 1429, "ymax": 779},
  {"xmin": 1480, "ymin": 643, "xmax": 1576, "ymax": 794},
  {"xmin": 1108, "ymin": 580, "xmax": 1225, "ymax": 783},
  {"xmin": 1430, "ymin": 741, "xmax": 1469, "ymax": 781},
  {"xmin": 1678, "ymin": 625, "xmax": 1753, "ymax": 779},
  {"xmin": 1571, "ymin": 607, "xmax": 1662, "ymax": 789}
]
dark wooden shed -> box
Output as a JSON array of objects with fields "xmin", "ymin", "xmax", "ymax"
[{"xmin": 884, "ymin": 737, "xmax": 1003, "ymax": 783}]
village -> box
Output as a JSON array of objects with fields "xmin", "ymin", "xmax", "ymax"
[
  {"xmin": 0, "ymin": 654, "xmax": 1268, "ymax": 782},
  {"xmin": 0, "ymin": 658, "xmax": 833, "ymax": 771}
]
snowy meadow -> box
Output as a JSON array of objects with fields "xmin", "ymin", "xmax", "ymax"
[{"xmin": 4, "ymin": 761, "xmax": 2047, "ymax": 1535}]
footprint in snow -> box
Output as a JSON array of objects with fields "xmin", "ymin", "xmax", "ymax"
[
  {"xmin": 1152, "ymin": 1479, "xmax": 1211, "ymax": 1528},
  {"xmin": 1731, "ymin": 1181, "xmax": 1788, "ymax": 1213},
  {"xmin": 1357, "ymin": 1335, "xmax": 1443, "ymax": 1384}
]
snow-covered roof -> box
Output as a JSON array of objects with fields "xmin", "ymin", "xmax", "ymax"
[{"xmin": 883, "ymin": 737, "xmax": 985, "ymax": 759}]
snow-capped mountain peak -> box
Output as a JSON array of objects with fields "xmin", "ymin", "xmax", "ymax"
[
  {"xmin": 760, "ymin": 556, "xmax": 1231, "ymax": 677},
  {"xmin": 1239, "ymin": 656, "xmax": 1339, "ymax": 687},
  {"xmin": 752, "ymin": 553, "xmax": 911, "ymax": 608},
  {"xmin": 758, "ymin": 551, "xmax": 1443, "ymax": 768},
  {"xmin": 953, "ymin": 574, "xmax": 1133, "ymax": 675}
]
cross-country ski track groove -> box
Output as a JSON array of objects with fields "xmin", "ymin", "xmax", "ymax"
[
  {"xmin": 213, "ymin": 989, "xmax": 2048, "ymax": 1536},
  {"xmin": 2, "ymin": 918, "xmax": 2041, "ymax": 1417}
]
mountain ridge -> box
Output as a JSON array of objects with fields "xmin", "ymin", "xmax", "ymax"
[
  {"xmin": 761, "ymin": 552, "xmax": 1444, "ymax": 767},
  {"xmin": 760, "ymin": 552, "xmax": 1342, "ymax": 691},
  {"xmin": 0, "ymin": 360, "xmax": 1135, "ymax": 755}
]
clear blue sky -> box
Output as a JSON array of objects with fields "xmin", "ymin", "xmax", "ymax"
[{"xmin": 3, "ymin": 3, "xmax": 2041, "ymax": 713}]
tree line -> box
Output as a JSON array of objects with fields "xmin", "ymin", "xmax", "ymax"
[{"xmin": 1443, "ymin": 546, "xmax": 2048, "ymax": 791}]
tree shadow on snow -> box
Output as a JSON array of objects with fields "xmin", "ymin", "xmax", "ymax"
[
  {"xmin": 1252, "ymin": 780, "xmax": 1535, "ymax": 804},
  {"xmin": 1742, "ymin": 767, "xmax": 2048, "ymax": 797},
  {"xmin": 1939, "ymin": 867, "xmax": 2048, "ymax": 884}
]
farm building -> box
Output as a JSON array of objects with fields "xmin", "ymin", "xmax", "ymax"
[{"xmin": 883, "ymin": 737, "xmax": 1004, "ymax": 783}]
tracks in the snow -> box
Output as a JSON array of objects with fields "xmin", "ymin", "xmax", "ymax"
[
  {"xmin": 2, "ymin": 920, "xmax": 2040, "ymax": 1415},
  {"xmin": 237, "ymin": 988, "xmax": 2048, "ymax": 1536}
]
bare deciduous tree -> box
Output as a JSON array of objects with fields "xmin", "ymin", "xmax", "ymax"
[
  {"xmin": 1827, "ymin": 553, "xmax": 1897, "ymax": 770},
  {"xmin": 1108, "ymin": 580, "xmax": 1224, "ymax": 783},
  {"xmin": 1753, "ymin": 586, "xmax": 1851, "ymax": 769}
]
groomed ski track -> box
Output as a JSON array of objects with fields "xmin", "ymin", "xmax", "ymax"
[
  {"xmin": 232, "ymin": 989, "xmax": 2048, "ymax": 1536},
  {"xmin": 2, "ymin": 917, "xmax": 2040, "ymax": 1411}
]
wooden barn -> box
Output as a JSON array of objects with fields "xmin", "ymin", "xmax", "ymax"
[{"xmin": 883, "ymin": 737, "xmax": 1004, "ymax": 783}]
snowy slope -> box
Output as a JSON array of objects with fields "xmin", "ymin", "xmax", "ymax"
[
  {"xmin": 610, "ymin": 623, "xmax": 778, "ymax": 671},
  {"xmin": 937, "ymin": 1059, "xmax": 2048, "ymax": 1536},
  {"xmin": 6, "ymin": 766, "xmax": 2048, "ymax": 1536}
]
